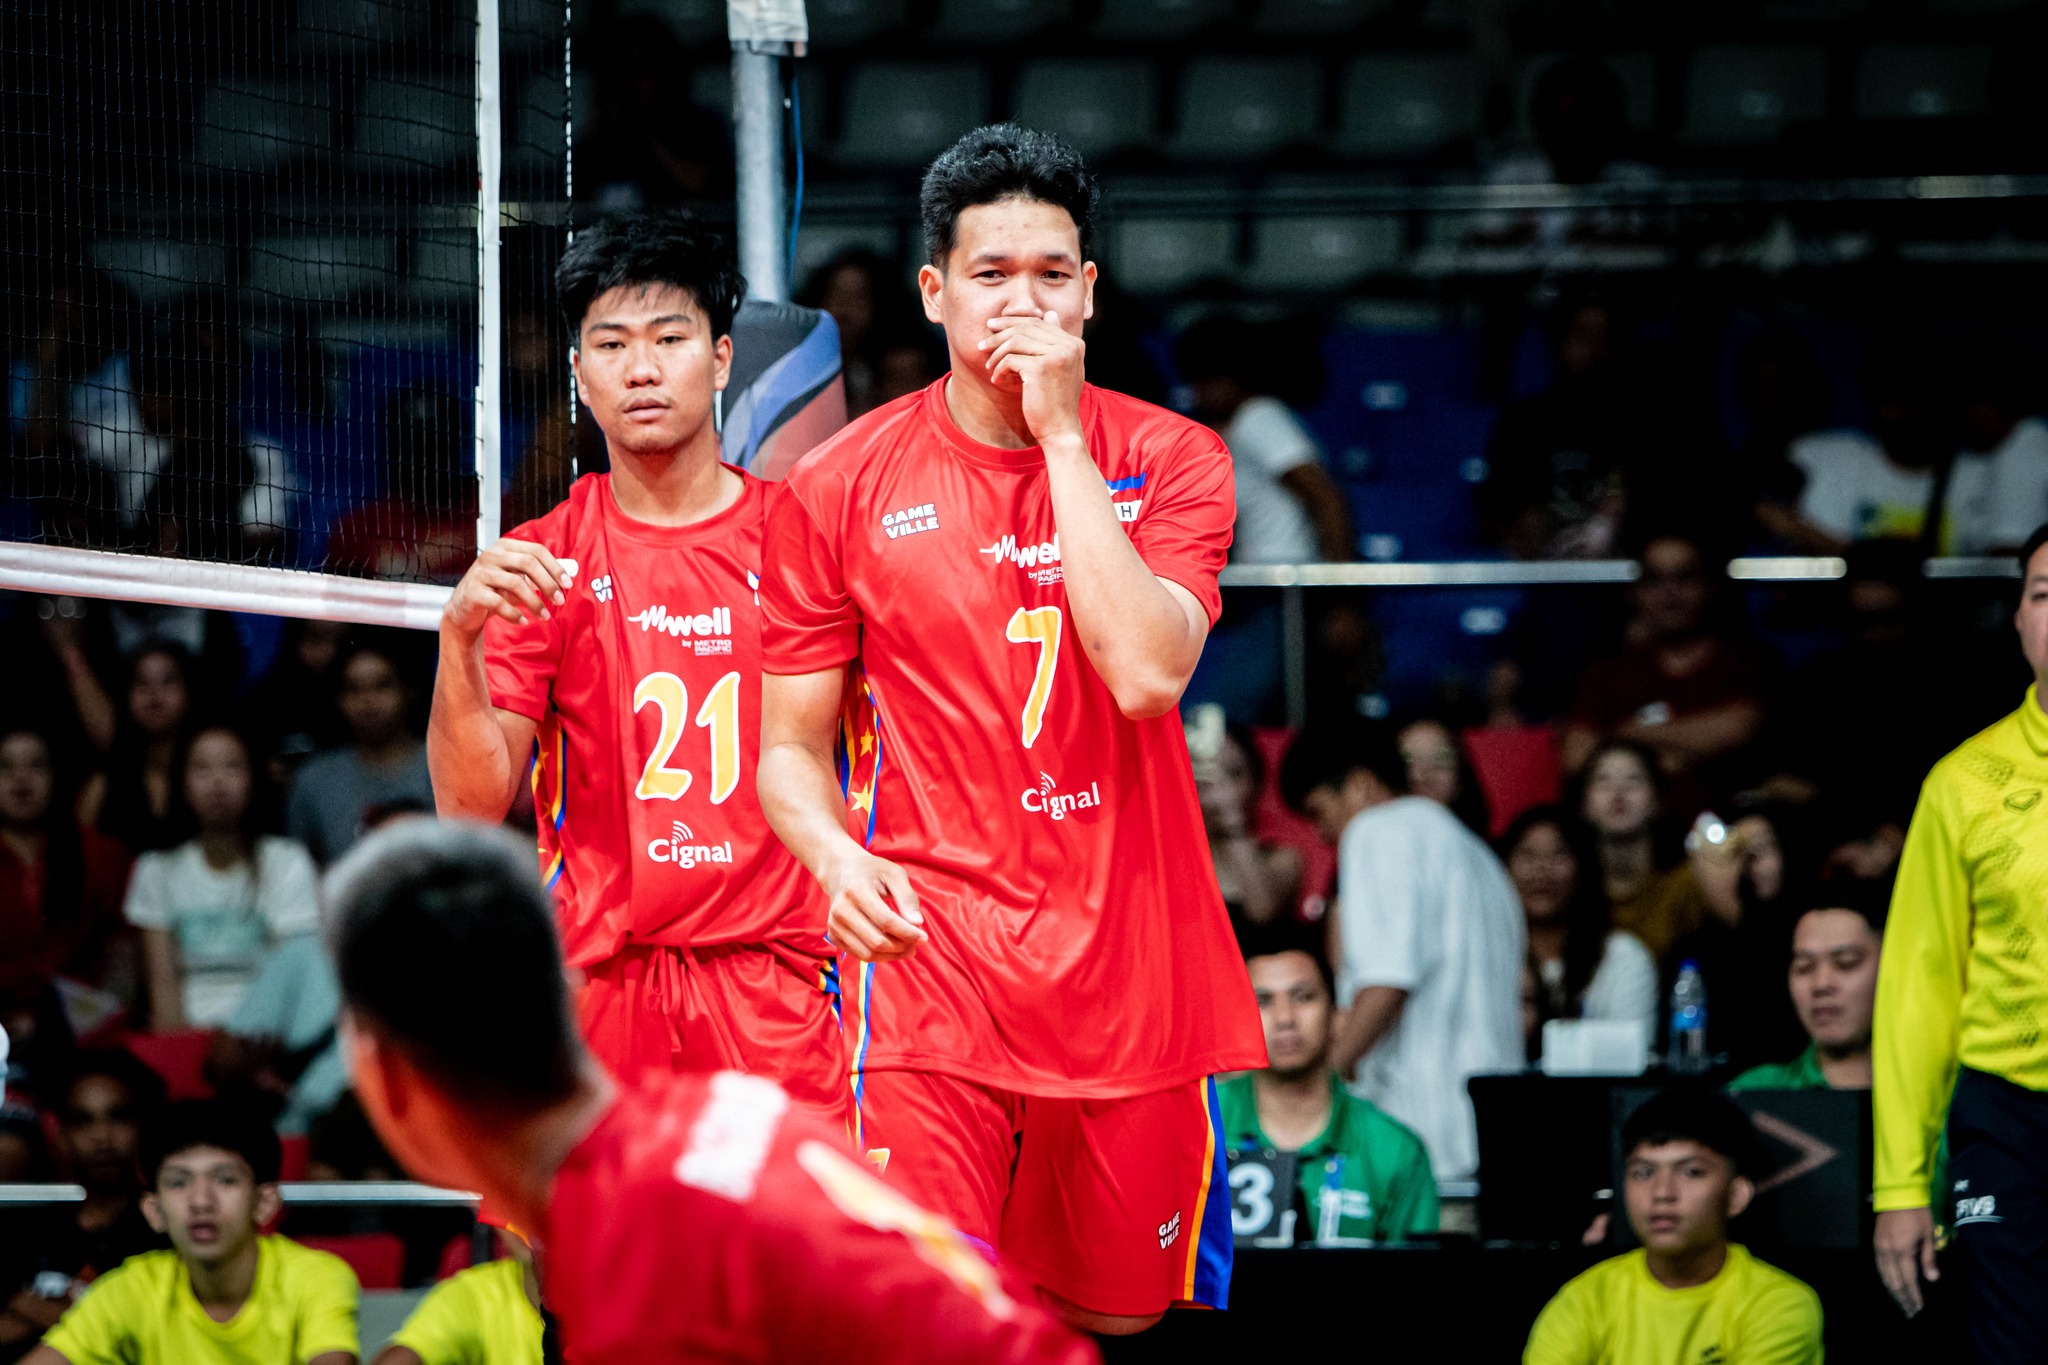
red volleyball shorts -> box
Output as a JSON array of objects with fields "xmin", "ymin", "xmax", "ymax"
[
  {"xmin": 854, "ymin": 1067, "xmax": 1234, "ymax": 1318},
  {"xmin": 575, "ymin": 940, "xmax": 846, "ymax": 1125}
]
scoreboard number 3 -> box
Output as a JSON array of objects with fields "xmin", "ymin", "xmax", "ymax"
[{"xmin": 632, "ymin": 670, "xmax": 743, "ymax": 804}]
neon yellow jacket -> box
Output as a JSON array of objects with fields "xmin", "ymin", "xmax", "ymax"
[{"xmin": 1874, "ymin": 686, "xmax": 2048, "ymax": 1211}]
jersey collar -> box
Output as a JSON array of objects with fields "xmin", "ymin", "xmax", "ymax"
[{"xmin": 2022, "ymin": 685, "xmax": 2048, "ymax": 757}]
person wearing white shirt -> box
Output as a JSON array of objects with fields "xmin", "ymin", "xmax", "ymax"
[
  {"xmin": 1280, "ymin": 720, "xmax": 1526, "ymax": 1181},
  {"xmin": 124, "ymin": 726, "xmax": 321, "ymax": 1030}
]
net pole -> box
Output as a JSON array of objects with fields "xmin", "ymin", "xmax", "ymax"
[
  {"xmin": 731, "ymin": 48, "xmax": 788, "ymax": 303},
  {"xmin": 475, "ymin": 0, "xmax": 505, "ymax": 551}
]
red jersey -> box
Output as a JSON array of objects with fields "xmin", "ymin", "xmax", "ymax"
[
  {"xmin": 484, "ymin": 471, "xmax": 825, "ymax": 966},
  {"xmin": 542, "ymin": 1070, "xmax": 1098, "ymax": 1365},
  {"xmin": 760, "ymin": 379, "xmax": 1265, "ymax": 1096}
]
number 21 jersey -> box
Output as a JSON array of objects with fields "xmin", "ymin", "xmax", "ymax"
[
  {"xmin": 485, "ymin": 471, "xmax": 825, "ymax": 967},
  {"xmin": 761, "ymin": 379, "xmax": 1266, "ymax": 1097}
]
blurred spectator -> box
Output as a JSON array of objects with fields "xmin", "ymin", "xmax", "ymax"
[
  {"xmin": 1477, "ymin": 299, "xmax": 1630, "ymax": 559},
  {"xmin": 1562, "ymin": 532, "xmax": 1769, "ymax": 788},
  {"xmin": 372, "ymin": 1228, "xmax": 544, "ymax": 1365},
  {"xmin": 206, "ymin": 936, "xmax": 345, "ymax": 1136},
  {"xmin": 1663, "ymin": 806, "xmax": 1807, "ymax": 1074},
  {"xmin": 322, "ymin": 387, "xmax": 475, "ymax": 585},
  {"xmin": 1196, "ymin": 722, "xmax": 1303, "ymax": 944},
  {"xmin": 124, "ymin": 726, "xmax": 320, "ymax": 1032},
  {"xmin": 80, "ymin": 645, "xmax": 198, "ymax": 855},
  {"xmin": 1280, "ymin": 719, "xmax": 1524, "ymax": 1182},
  {"xmin": 1943, "ymin": 342, "xmax": 2048, "ymax": 557},
  {"xmin": 287, "ymin": 636, "xmax": 432, "ymax": 866},
  {"xmin": 1729, "ymin": 884, "xmax": 1886, "ymax": 1094},
  {"xmin": 6, "ymin": 273, "xmax": 149, "ymax": 547},
  {"xmin": 22, "ymin": 1099, "xmax": 360, "ymax": 1365},
  {"xmin": 502, "ymin": 305, "xmax": 578, "ymax": 530},
  {"xmin": 1176, "ymin": 314, "xmax": 1352, "ymax": 565},
  {"xmin": 0, "ymin": 728, "xmax": 133, "ymax": 1021},
  {"xmin": 799, "ymin": 250, "xmax": 895, "ymax": 418},
  {"xmin": 1218, "ymin": 930, "xmax": 1438, "ymax": 1244},
  {"xmin": 1524, "ymin": 1088, "xmax": 1822, "ymax": 1364},
  {"xmin": 1078, "ymin": 278, "xmax": 1169, "ymax": 408},
  {"xmin": 867, "ymin": 315, "xmax": 947, "ymax": 412},
  {"xmin": 1398, "ymin": 716, "xmax": 1491, "ymax": 837},
  {"xmin": 1476, "ymin": 57, "xmax": 1661, "ymax": 250},
  {"xmin": 0, "ymin": 1052, "xmax": 167, "ymax": 1363},
  {"xmin": 134, "ymin": 310, "xmax": 295, "ymax": 565},
  {"xmin": 1769, "ymin": 339, "xmax": 1956, "ymax": 554},
  {"xmin": 1740, "ymin": 327, "xmax": 1843, "ymax": 553},
  {"xmin": 1498, "ymin": 806, "xmax": 1657, "ymax": 1056},
  {"xmin": 243, "ymin": 619, "xmax": 350, "ymax": 794},
  {"xmin": 579, "ymin": 17, "xmax": 733, "ymax": 213},
  {"xmin": 1579, "ymin": 739, "xmax": 1706, "ymax": 963}
]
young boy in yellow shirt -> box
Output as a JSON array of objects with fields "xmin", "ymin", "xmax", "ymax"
[
  {"xmin": 24, "ymin": 1099, "xmax": 360, "ymax": 1365},
  {"xmin": 1525, "ymin": 1087, "xmax": 1823, "ymax": 1365}
]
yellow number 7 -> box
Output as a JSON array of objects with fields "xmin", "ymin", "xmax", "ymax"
[{"xmin": 1005, "ymin": 606, "xmax": 1062, "ymax": 750}]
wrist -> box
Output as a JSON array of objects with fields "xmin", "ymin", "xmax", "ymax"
[{"xmin": 1039, "ymin": 430, "xmax": 1089, "ymax": 464}]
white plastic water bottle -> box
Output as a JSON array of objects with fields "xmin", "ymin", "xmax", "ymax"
[{"xmin": 1668, "ymin": 960, "xmax": 1709, "ymax": 1075}]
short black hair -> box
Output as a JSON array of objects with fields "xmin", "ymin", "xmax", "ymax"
[
  {"xmin": 920, "ymin": 123, "xmax": 1099, "ymax": 266},
  {"xmin": 1239, "ymin": 918, "xmax": 1334, "ymax": 1000},
  {"xmin": 64, "ymin": 1048, "xmax": 168, "ymax": 1120},
  {"xmin": 142, "ymin": 1099, "xmax": 281, "ymax": 1189},
  {"xmin": 555, "ymin": 209, "xmax": 746, "ymax": 342},
  {"xmin": 326, "ymin": 820, "xmax": 581, "ymax": 1110},
  {"xmin": 2019, "ymin": 522, "xmax": 2048, "ymax": 579},
  {"xmin": 1622, "ymin": 1086, "xmax": 1762, "ymax": 1177},
  {"xmin": 1804, "ymin": 876, "xmax": 1891, "ymax": 938},
  {"xmin": 1278, "ymin": 717, "xmax": 1408, "ymax": 814}
]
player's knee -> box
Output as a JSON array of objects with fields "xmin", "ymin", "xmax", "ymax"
[{"xmin": 1037, "ymin": 1289, "xmax": 1163, "ymax": 1337}]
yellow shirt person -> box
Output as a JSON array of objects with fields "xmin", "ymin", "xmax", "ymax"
[
  {"xmin": 41, "ymin": 1236, "xmax": 359, "ymax": 1365},
  {"xmin": 379, "ymin": 1259, "xmax": 543, "ymax": 1365},
  {"xmin": 1526, "ymin": 1244, "xmax": 1822, "ymax": 1365}
]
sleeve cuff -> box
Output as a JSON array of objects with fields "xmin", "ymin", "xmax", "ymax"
[{"xmin": 1874, "ymin": 1185, "xmax": 1935, "ymax": 1212}]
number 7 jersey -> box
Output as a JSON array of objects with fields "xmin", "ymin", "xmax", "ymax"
[
  {"xmin": 760, "ymin": 379, "xmax": 1266, "ymax": 1097},
  {"xmin": 484, "ymin": 471, "xmax": 826, "ymax": 967}
]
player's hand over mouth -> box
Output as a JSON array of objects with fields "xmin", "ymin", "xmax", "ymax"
[
  {"xmin": 820, "ymin": 848, "xmax": 927, "ymax": 962},
  {"xmin": 445, "ymin": 537, "xmax": 575, "ymax": 634},
  {"xmin": 981, "ymin": 311, "xmax": 1086, "ymax": 449}
]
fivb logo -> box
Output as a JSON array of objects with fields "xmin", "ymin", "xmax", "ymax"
[
  {"xmin": 647, "ymin": 818, "xmax": 734, "ymax": 869},
  {"xmin": 1019, "ymin": 771, "xmax": 1102, "ymax": 821}
]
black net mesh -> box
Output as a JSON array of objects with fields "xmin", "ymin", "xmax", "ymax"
[{"xmin": 1, "ymin": 0, "xmax": 571, "ymax": 585}]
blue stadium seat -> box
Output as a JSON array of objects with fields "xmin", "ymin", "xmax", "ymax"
[
  {"xmin": 91, "ymin": 240, "xmax": 231, "ymax": 306},
  {"xmin": 614, "ymin": 0, "xmax": 724, "ymax": 43},
  {"xmin": 1335, "ymin": 54, "xmax": 1479, "ymax": 158},
  {"xmin": 1855, "ymin": 45, "xmax": 1991, "ymax": 119},
  {"xmin": 1246, "ymin": 216, "xmax": 1403, "ymax": 292},
  {"xmin": 1013, "ymin": 60, "xmax": 1159, "ymax": 158},
  {"xmin": 191, "ymin": 81, "xmax": 332, "ymax": 174},
  {"xmin": 1169, "ymin": 58, "xmax": 1322, "ymax": 162},
  {"xmin": 245, "ymin": 236, "xmax": 398, "ymax": 307},
  {"xmin": 1093, "ymin": 0, "xmax": 1233, "ymax": 39},
  {"xmin": 1681, "ymin": 46, "xmax": 1827, "ymax": 144},
  {"xmin": 808, "ymin": 0, "xmax": 910, "ymax": 46},
  {"xmin": 930, "ymin": 0, "xmax": 1073, "ymax": 41},
  {"xmin": 835, "ymin": 63, "xmax": 991, "ymax": 168},
  {"xmin": 351, "ymin": 76, "xmax": 472, "ymax": 172},
  {"xmin": 1253, "ymin": 0, "xmax": 1392, "ymax": 34},
  {"xmin": 1105, "ymin": 217, "xmax": 1238, "ymax": 294}
]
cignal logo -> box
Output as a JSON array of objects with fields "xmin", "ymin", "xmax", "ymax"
[
  {"xmin": 648, "ymin": 818, "xmax": 734, "ymax": 868},
  {"xmin": 629, "ymin": 604, "xmax": 734, "ymax": 655},
  {"xmin": 1019, "ymin": 771, "xmax": 1101, "ymax": 821},
  {"xmin": 979, "ymin": 533, "xmax": 1063, "ymax": 585}
]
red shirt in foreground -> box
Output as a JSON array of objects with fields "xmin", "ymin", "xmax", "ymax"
[
  {"xmin": 485, "ymin": 472, "xmax": 825, "ymax": 966},
  {"xmin": 541, "ymin": 1070, "xmax": 1097, "ymax": 1365},
  {"xmin": 760, "ymin": 379, "xmax": 1265, "ymax": 1096}
]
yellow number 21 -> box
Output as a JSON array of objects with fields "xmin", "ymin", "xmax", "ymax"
[
  {"xmin": 1004, "ymin": 607, "xmax": 1062, "ymax": 750},
  {"xmin": 633, "ymin": 670, "xmax": 742, "ymax": 804}
]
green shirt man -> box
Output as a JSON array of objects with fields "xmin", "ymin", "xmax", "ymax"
[{"xmin": 1218, "ymin": 1069, "xmax": 1437, "ymax": 1243}]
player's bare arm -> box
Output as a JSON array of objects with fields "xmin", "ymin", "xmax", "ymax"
[
  {"xmin": 758, "ymin": 668, "xmax": 926, "ymax": 961},
  {"xmin": 427, "ymin": 538, "xmax": 570, "ymax": 818},
  {"xmin": 984, "ymin": 310, "xmax": 1208, "ymax": 718}
]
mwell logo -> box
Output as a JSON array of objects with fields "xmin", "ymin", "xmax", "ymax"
[
  {"xmin": 630, "ymin": 604, "xmax": 735, "ymax": 654},
  {"xmin": 1020, "ymin": 771, "xmax": 1101, "ymax": 821},
  {"xmin": 647, "ymin": 818, "xmax": 734, "ymax": 868},
  {"xmin": 979, "ymin": 533, "xmax": 1060, "ymax": 569}
]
